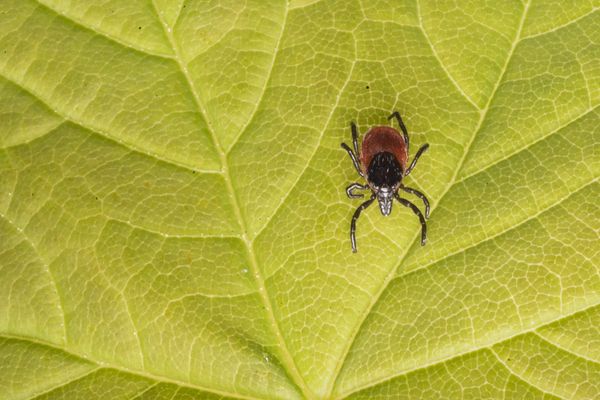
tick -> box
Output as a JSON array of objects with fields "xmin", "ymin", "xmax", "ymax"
[{"xmin": 341, "ymin": 111, "xmax": 430, "ymax": 252}]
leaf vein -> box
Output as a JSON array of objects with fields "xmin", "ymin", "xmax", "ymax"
[
  {"xmin": 0, "ymin": 211, "xmax": 67, "ymax": 344},
  {"xmin": 489, "ymin": 348, "xmax": 567, "ymax": 400},
  {"xmin": 128, "ymin": 383, "xmax": 160, "ymax": 400},
  {"xmin": 0, "ymin": 334, "xmax": 266, "ymax": 400},
  {"xmin": 397, "ymin": 178, "xmax": 598, "ymax": 281},
  {"xmin": 533, "ymin": 331, "xmax": 600, "ymax": 366},
  {"xmin": 226, "ymin": 3, "xmax": 289, "ymax": 152},
  {"xmin": 456, "ymin": 104, "xmax": 599, "ymax": 184},
  {"xmin": 416, "ymin": 1, "xmax": 480, "ymax": 110},
  {"xmin": 522, "ymin": 7, "xmax": 599, "ymax": 40},
  {"xmin": 0, "ymin": 120, "xmax": 65, "ymax": 150},
  {"xmin": 329, "ymin": 1, "xmax": 532, "ymax": 395},
  {"xmin": 337, "ymin": 300, "xmax": 600, "ymax": 398},
  {"xmin": 148, "ymin": 2, "xmax": 312, "ymax": 397},
  {"xmin": 254, "ymin": 60, "xmax": 357, "ymax": 241},
  {"xmin": 34, "ymin": 0, "xmax": 174, "ymax": 58},
  {"xmin": 25, "ymin": 367, "xmax": 101, "ymax": 400},
  {"xmin": 0, "ymin": 73, "xmax": 220, "ymax": 174}
]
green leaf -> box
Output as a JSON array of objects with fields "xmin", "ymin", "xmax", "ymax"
[{"xmin": 1, "ymin": 1, "xmax": 599, "ymax": 399}]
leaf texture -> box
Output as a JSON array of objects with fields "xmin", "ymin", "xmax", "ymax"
[{"xmin": 0, "ymin": 1, "xmax": 599, "ymax": 399}]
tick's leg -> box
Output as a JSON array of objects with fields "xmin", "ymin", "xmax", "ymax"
[
  {"xmin": 405, "ymin": 143, "xmax": 429, "ymax": 176},
  {"xmin": 341, "ymin": 142, "xmax": 364, "ymax": 177},
  {"xmin": 351, "ymin": 122, "xmax": 360, "ymax": 155},
  {"xmin": 388, "ymin": 111, "xmax": 409, "ymax": 153},
  {"xmin": 395, "ymin": 194, "xmax": 427, "ymax": 246},
  {"xmin": 400, "ymin": 185, "xmax": 430, "ymax": 218},
  {"xmin": 350, "ymin": 196, "xmax": 375, "ymax": 253},
  {"xmin": 346, "ymin": 182, "xmax": 369, "ymax": 199}
]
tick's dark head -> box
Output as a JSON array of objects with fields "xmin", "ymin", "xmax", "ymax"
[{"xmin": 366, "ymin": 151, "xmax": 403, "ymax": 216}]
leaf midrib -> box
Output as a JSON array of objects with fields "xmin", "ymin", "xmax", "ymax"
[{"xmin": 148, "ymin": 2, "xmax": 312, "ymax": 399}]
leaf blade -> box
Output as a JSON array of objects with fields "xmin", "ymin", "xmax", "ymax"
[{"xmin": 1, "ymin": 1, "xmax": 599, "ymax": 399}]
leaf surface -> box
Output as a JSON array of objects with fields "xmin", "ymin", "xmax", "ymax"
[{"xmin": 1, "ymin": 1, "xmax": 599, "ymax": 399}]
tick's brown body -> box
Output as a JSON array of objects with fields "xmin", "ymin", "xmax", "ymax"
[
  {"xmin": 341, "ymin": 112, "xmax": 430, "ymax": 253},
  {"xmin": 360, "ymin": 126, "xmax": 408, "ymax": 175}
]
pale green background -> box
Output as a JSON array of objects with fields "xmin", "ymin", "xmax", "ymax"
[{"xmin": 0, "ymin": 0, "xmax": 599, "ymax": 399}]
